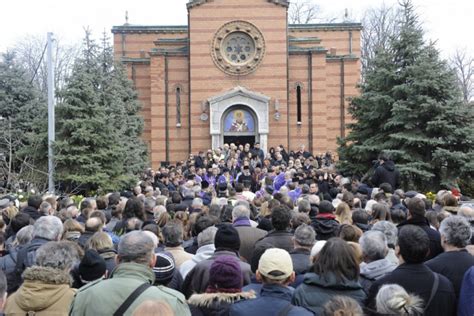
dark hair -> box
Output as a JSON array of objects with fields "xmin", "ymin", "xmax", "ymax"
[
  {"xmin": 80, "ymin": 198, "xmax": 96, "ymax": 211},
  {"xmin": 342, "ymin": 192, "xmax": 354, "ymax": 208},
  {"xmin": 372, "ymin": 203, "xmax": 391, "ymax": 222},
  {"xmin": 171, "ymin": 192, "xmax": 182, "ymax": 204},
  {"xmin": 338, "ymin": 224, "xmax": 363, "ymax": 242},
  {"xmin": 11, "ymin": 212, "xmax": 33, "ymax": 234},
  {"xmin": 108, "ymin": 192, "xmax": 121, "ymax": 207},
  {"xmin": 96, "ymin": 196, "xmax": 108, "ymax": 210},
  {"xmin": 352, "ymin": 210, "xmax": 369, "ymax": 225},
  {"xmin": 89, "ymin": 210, "xmax": 106, "ymax": 226},
  {"xmin": 271, "ymin": 206, "xmax": 291, "ymax": 231},
  {"xmin": 209, "ymin": 204, "xmax": 222, "ymax": 219},
  {"xmin": 220, "ymin": 205, "xmax": 234, "ymax": 223},
  {"xmin": 379, "ymin": 183, "xmax": 393, "ymax": 194},
  {"xmin": 162, "ymin": 220, "xmax": 184, "ymax": 247},
  {"xmin": 406, "ymin": 198, "xmax": 426, "ymax": 218},
  {"xmin": 234, "ymin": 183, "xmax": 244, "ymax": 193},
  {"xmin": 390, "ymin": 208, "xmax": 407, "ymax": 224},
  {"xmin": 192, "ymin": 214, "xmax": 217, "ymax": 237},
  {"xmin": 123, "ymin": 197, "xmax": 145, "ymax": 221},
  {"xmin": 27, "ymin": 195, "xmax": 42, "ymax": 209},
  {"xmin": 398, "ymin": 225, "xmax": 429, "ymax": 264},
  {"xmin": 313, "ymin": 237, "xmax": 359, "ymax": 282}
]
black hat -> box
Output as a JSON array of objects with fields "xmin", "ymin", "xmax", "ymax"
[
  {"xmin": 79, "ymin": 249, "xmax": 107, "ymax": 282},
  {"xmin": 153, "ymin": 252, "xmax": 176, "ymax": 285},
  {"xmin": 201, "ymin": 180, "xmax": 210, "ymax": 189},
  {"xmin": 214, "ymin": 224, "xmax": 241, "ymax": 251},
  {"xmin": 319, "ymin": 200, "xmax": 335, "ymax": 214}
]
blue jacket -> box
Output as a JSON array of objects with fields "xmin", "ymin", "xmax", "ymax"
[
  {"xmin": 459, "ymin": 266, "xmax": 474, "ymax": 316},
  {"xmin": 230, "ymin": 284, "xmax": 313, "ymax": 316}
]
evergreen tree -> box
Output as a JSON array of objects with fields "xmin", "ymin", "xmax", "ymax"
[
  {"xmin": 55, "ymin": 31, "xmax": 147, "ymax": 194},
  {"xmin": 338, "ymin": 0, "xmax": 474, "ymax": 191},
  {"xmin": 0, "ymin": 52, "xmax": 47, "ymax": 190}
]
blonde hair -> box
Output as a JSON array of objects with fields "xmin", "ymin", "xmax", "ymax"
[
  {"xmin": 376, "ymin": 284, "xmax": 424, "ymax": 315},
  {"xmin": 86, "ymin": 232, "xmax": 113, "ymax": 251},
  {"xmin": 335, "ymin": 202, "xmax": 352, "ymax": 224},
  {"xmin": 3, "ymin": 206, "xmax": 18, "ymax": 221}
]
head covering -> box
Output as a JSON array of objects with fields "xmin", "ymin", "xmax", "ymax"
[
  {"xmin": 258, "ymin": 248, "xmax": 293, "ymax": 281},
  {"xmin": 207, "ymin": 255, "xmax": 242, "ymax": 293},
  {"xmin": 0, "ymin": 199, "xmax": 10, "ymax": 209},
  {"xmin": 214, "ymin": 224, "xmax": 240, "ymax": 251},
  {"xmin": 79, "ymin": 249, "xmax": 107, "ymax": 282},
  {"xmin": 153, "ymin": 252, "xmax": 176, "ymax": 285}
]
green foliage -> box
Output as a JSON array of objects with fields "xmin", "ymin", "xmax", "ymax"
[
  {"xmin": 0, "ymin": 52, "xmax": 48, "ymax": 190},
  {"xmin": 55, "ymin": 31, "xmax": 148, "ymax": 194},
  {"xmin": 338, "ymin": 0, "xmax": 474, "ymax": 192}
]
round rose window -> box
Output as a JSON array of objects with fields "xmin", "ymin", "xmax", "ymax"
[
  {"xmin": 222, "ymin": 32, "xmax": 256, "ymax": 64},
  {"xmin": 211, "ymin": 21, "xmax": 265, "ymax": 76}
]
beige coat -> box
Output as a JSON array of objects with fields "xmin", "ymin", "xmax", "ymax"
[{"xmin": 5, "ymin": 266, "xmax": 76, "ymax": 315}]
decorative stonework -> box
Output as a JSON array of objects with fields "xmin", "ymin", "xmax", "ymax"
[{"xmin": 211, "ymin": 21, "xmax": 266, "ymax": 76}]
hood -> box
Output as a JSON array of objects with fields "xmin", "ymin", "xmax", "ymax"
[
  {"xmin": 15, "ymin": 266, "xmax": 74, "ymax": 311},
  {"xmin": 303, "ymin": 272, "xmax": 362, "ymax": 291},
  {"xmin": 312, "ymin": 218, "xmax": 339, "ymax": 235},
  {"xmin": 383, "ymin": 160, "xmax": 395, "ymax": 171},
  {"xmin": 360, "ymin": 258, "xmax": 397, "ymax": 280},
  {"xmin": 193, "ymin": 244, "xmax": 216, "ymax": 263},
  {"xmin": 188, "ymin": 291, "xmax": 255, "ymax": 308}
]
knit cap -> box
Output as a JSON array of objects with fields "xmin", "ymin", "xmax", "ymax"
[
  {"xmin": 207, "ymin": 255, "xmax": 242, "ymax": 293},
  {"xmin": 153, "ymin": 252, "xmax": 176, "ymax": 285},
  {"xmin": 214, "ymin": 224, "xmax": 240, "ymax": 251},
  {"xmin": 79, "ymin": 249, "xmax": 107, "ymax": 282}
]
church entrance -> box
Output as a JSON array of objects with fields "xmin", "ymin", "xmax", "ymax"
[
  {"xmin": 223, "ymin": 135, "xmax": 256, "ymax": 147},
  {"xmin": 221, "ymin": 106, "xmax": 258, "ymax": 148}
]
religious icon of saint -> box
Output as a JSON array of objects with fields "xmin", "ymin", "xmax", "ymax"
[{"xmin": 229, "ymin": 110, "xmax": 249, "ymax": 132}]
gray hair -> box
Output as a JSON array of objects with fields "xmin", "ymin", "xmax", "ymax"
[
  {"xmin": 34, "ymin": 216, "xmax": 63, "ymax": 241},
  {"xmin": 15, "ymin": 225, "xmax": 35, "ymax": 246},
  {"xmin": 308, "ymin": 194, "xmax": 320, "ymax": 205},
  {"xmin": 198, "ymin": 226, "xmax": 218, "ymax": 247},
  {"xmin": 36, "ymin": 241, "xmax": 81, "ymax": 270},
  {"xmin": 376, "ymin": 284, "xmax": 424, "ymax": 315},
  {"xmin": 192, "ymin": 198, "xmax": 203, "ymax": 207},
  {"xmin": 234, "ymin": 200, "xmax": 250, "ymax": 210},
  {"xmin": 143, "ymin": 231, "xmax": 159, "ymax": 247},
  {"xmin": 118, "ymin": 231, "xmax": 155, "ymax": 265},
  {"xmin": 232, "ymin": 204, "xmax": 250, "ymax": 220},
  {"xmin": 439, "ymin": 215, "xmax": 472, "ymax": 248},
  {"xmin": 294, "ymin": 224, "xmax": 316, "ymax": 247},
  {"xmin": 372, "ymin": 221, "xmax": 398, "ymax": 248},
  {"xmin": 39, "ymin": 201, "xmax": 52, "ymax": 216},
  {"xmin": 183, "ymin": 189, "xmax": 194, "ymax": 199},
  {"xmin": 144, "ymin": 198, "xmax": 156, "ymax": 212},
  {"xmin": 298, "ymin": 199, "xmax": 311, "ymax": 213},
  {"xmin": 162, "ymin": 222, "xmax": 184, "ymax": 247},
  {"xmin": 360, "ymin": 230, "xmax": 388, "ymax": 261}
]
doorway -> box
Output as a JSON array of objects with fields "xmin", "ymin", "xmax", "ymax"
[{"xmin": 223, "ymin": 135, "xmax": 256, "ymax": 147}]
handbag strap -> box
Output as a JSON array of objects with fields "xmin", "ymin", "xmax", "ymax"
[
  {"xmin": 113, "ymin": 283, "xmax": 151, "ymax": 316},
  {"xmin": 425, "ymin": 272, "xmax": 439, "ymax": 311}
]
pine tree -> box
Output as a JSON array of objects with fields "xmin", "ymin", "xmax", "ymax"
[
  {"xmin": 55, "ymin": 31, "xmax": 147, "ymax": 194},
  {"xmin": 338, "ymin": 0, "xmax": 474, "ymax": 191},
  {"xmin": 0, "ymin": 52, "xmax": 47, "ymax": 190}
]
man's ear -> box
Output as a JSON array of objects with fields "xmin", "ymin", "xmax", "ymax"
[
  {"xmin": 256, "ymin": 271, "xmax": 262, "ymax": 283},
  {"xmin": 288, "ymin": 272, "xmax": 296, "ymax": 284},
  {"xmin": 116, "ymin": 255, "xmax": 121, "ymax": 265},
  {"xmin": 149, "ymin": 253, "xmax": 157, "ymax": 268},
  {"xmin": 395, "ymin": 245, "xmax": 401, "ymax": 257}
]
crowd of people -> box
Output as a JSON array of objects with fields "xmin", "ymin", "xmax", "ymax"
[{"xmin": 0, "ymin": 142, "xmax": 472, "ymax": 316}]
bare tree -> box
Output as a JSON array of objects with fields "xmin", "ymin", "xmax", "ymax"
[
  {"xmin": 360, "ymin": 3, "xmax": 401, "ymax": 80},
  {"xmin": 13, "ymin": 34, "xmax": 79, "ymax": 99},
  {"xmin": 289, "ymin": 0, "xmax": 323, "ymax": 24},
  {"xmin": 451, "ymin": 48, "xmax": 473, "ymax": 104}
]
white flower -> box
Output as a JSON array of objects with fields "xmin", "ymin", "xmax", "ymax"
[
  {"xmin": 18, "ymin": 189, "xmax": 23, "ymax": 193},
  {"xmin": 30, "ymin": 189, "xmax": 35, "ymax": 194},
  {"xmin": 19, "ymin": 195, "xmax": 24, "ymax": 199}
]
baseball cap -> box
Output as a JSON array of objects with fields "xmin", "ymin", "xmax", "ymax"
[{"xmin": 258, "ymin": 248, "xmax": 293, "ymax": 281}]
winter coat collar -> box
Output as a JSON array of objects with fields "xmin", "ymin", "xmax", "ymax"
[
  {"xmin": 194, "ymin": 244, "xmax": 216, "ymax": 263},
  {"xmin": 303, "ymin": 272, "xmax": 362, "ymax": 290},
  {"xmin": 188, "ymin": 291, "xmax": 255, "ymax": 307},
  {"xmin": 233, "ymin": 217, "xmax": 251, "ymax": 227},
  {"xmin": 398, "ymin": 217, "xmax": 430, "ymax": 228},
  {"xmin": 260, "ymin": 284, "xmax": 293, "ymax": 301},
  {"xmin": 109, "ymin": 262, "xmax": 155, "ymax": 284},
  {"xmin": 22, "ymin": 266, "xmax": 72, "ymax": 285},
  {"xmin": 360, "ymin": 258, "xmax": 397, "ymax": 280},
  {"xmin": 316, "ymin": 213, "xmax": 337, "ymax": 220},
  {"xmin": 290, "ymin": 248, "xmax": 311, "ymax": 256}
]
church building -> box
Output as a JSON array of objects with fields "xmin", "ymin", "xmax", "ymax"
[{"xmin": 112, "ymin": 0, "xmax": 361, "ymax": 168}]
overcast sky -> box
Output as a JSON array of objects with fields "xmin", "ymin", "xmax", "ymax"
[{"xmin": 0, "ymin": 0, "xmax": 472, "ymax": 58}]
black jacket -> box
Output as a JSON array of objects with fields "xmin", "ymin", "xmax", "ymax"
[
  {"xmin": 21, "ymin": 206, "xmax": 40, "ymax": 220},
  {"xmin": 366, "ymin": 263, "xmax": 456, "ymax": 316},
  {"xmin": 425, "ymin": 249, "xmax": 474, "ymax": 298},
  {"xmin": 397, "ymin": 217, "xmax": 443, "ymax": 260},
  {"xmin": 371, "ymin": 160, "xmax": 401, "ymax": 189},
  {"xmin": 311, "ymin": 215, "xmax": 340, "ymax": 240}
]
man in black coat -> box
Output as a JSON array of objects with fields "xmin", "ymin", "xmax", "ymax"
[
  {"xmin": 370, "ymin": 153, "xmax": 401, "ymax": 190},
  {"xmin": 397, "ymin": 197, "xmax": 443, "ymax": 260},
  {"xmin": 425, "ymin": 216, "xmax": 474, "ymax": 298},
  {"xmin": 366, "ymin": 225, "xmax": 456, "ymax": 316},
  {"xmin": 21, "ymin": 195, "xmax": 42, "ymax": 220}
]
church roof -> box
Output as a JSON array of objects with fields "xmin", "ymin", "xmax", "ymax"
[{"xmin": 187, "ymin": 0, "xmax": 289, "ymax": 9}]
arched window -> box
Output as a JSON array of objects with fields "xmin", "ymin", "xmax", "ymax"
[
  {"xmin": 296, "ymin": 85, "xmax": 302, "ymax": 124},
  {"xmin": 176, "ymin": 86, "xmax": 181, "ymax": 126}
]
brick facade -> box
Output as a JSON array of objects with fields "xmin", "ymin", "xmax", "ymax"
[{"xmin": 112, "ymin": 0, "xmax": 361, "ymax": 169}]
